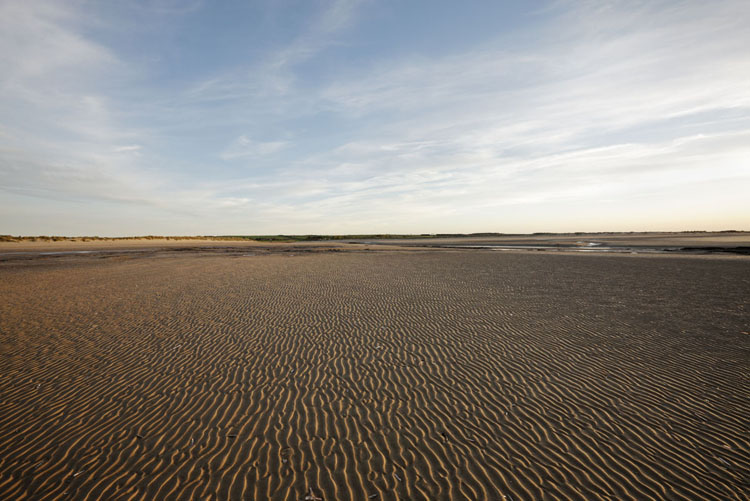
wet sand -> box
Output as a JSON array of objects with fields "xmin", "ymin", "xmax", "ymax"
[
  {"xmin": 1, "ymin": 248, "xmax": 748, "ymax": 500},
  {"xmin": 352, "ymin": 232, "xmax": 750, "ymax": 255}
]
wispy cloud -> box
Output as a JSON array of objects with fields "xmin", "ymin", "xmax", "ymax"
[
  {"xmin": 0, "ymin": 1, "xmax": 148, "ymax": 208},
  {"xmin": 184, "ymin": 0, "xmax": 364, "ymax": 103},
  {"xmin": 114, "ymin": 145, "xmax": 143, "ymax": 154},
  {"xmin": 274, "ymin": 0, "xmax": 750, "ymax": 231},
  {"xmin": 1, "ymin": 0, "xmax": 748, "ymax": 235},
  {"xmin": 220, "ymin": 136, "xmax": 287, "ymax": 161}
]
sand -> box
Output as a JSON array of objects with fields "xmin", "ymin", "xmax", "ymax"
[
  {"xmin": 0, "ymin": 247, "xmax": 748, "ymax": 500},
  {"xmin": 0, "ymin": 238, "xmax": 342, "ymax": 254},
  {"xmin": 352, "ymin": 231, "xmax": 750, "ymax": 254}
]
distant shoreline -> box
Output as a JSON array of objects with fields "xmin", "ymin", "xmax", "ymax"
[
  {"xmin": 2, "ymin": 230, "xmax": 748, "ymax": 244},
  {"xmin": 1, "ymin": 231, "xmax": 749, "ymax": 260}
]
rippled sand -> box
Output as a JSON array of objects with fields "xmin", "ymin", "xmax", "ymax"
[{"xmin": 1, "ymin": 250, "xmax": 748, "ymax": 500}]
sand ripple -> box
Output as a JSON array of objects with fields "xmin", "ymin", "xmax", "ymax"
[{"xmin": 0, "ymin": 252, "xmax": 748, "ymax": 500}]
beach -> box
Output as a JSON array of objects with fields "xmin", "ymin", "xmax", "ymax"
[{"xmin": 1, "ymin": 245, "xmax": 748, "ymax": 500}]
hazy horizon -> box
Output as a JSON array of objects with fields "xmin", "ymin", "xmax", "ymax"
[
  {"xmin": 2, "ymin": 1, "xmax": 749, "ymax": 236},
  {"xmin": 4, "ymin": 229, "xmax": 750, "ymax": 240}
]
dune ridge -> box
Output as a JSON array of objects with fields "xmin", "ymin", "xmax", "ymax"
[{"xmin": 0, "ymin": 251, "xmax": 748, "ymax": 500}]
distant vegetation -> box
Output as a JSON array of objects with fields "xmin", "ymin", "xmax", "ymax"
[
  {"xmin": 0, "ymin": 235, "xmax": 246, "ymax": 243},
  {"xmin": 0, "ymin": 233, "xmax": 556, "ymax": 243},
  {"xmin": 0, "ymin": 234, "xmax": 432, "ymax": 243},
  {"xmin": 221, "ymin": 234, "xmax": 438, "ymax": 242},
  {"xmin": 0, "ymin": 230, "xmax": 745, "ymax": 244}
]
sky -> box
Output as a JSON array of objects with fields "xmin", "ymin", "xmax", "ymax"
[{"xmin": 1, "ymin": 0, "xmax": 749, "ymax": 236}]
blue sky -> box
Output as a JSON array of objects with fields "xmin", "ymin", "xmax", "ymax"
[{"xmin": 1, "ymin": 0, "xmax": 749, "ymax": 236}]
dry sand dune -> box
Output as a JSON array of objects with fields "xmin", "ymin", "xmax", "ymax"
[{"xmin": 1, "ymin": 249, "xmax": 748, "ymax": 500}]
